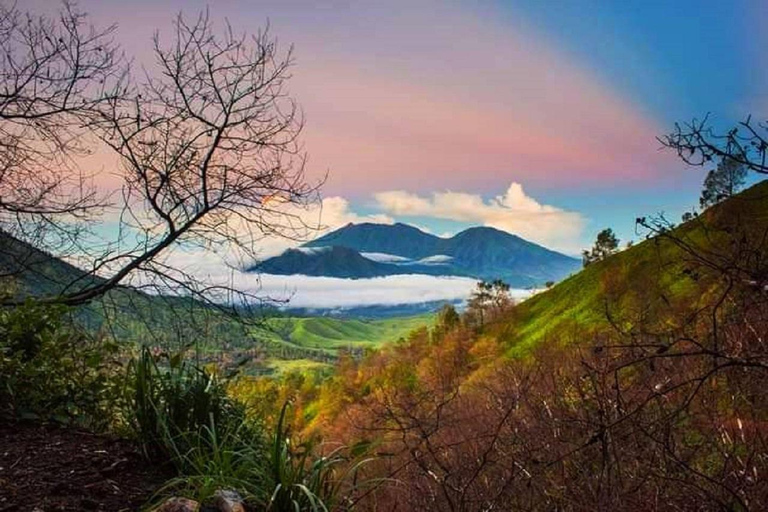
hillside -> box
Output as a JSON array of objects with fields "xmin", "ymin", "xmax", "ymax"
[
  {"xmin": 280, "ymin": 180, "xmax": 768, "ymax": 510},
  {"xmin": 0, "ymin": 234, "xmax": 435, "ymax": 370},
  {"xmin": 255, "ymin": 222, "xmax": 580, "ymax": 287},
  {"xmin": 500, "ymin": 179, "xmax": 768, "ymax": 354},
  {"xmin": 0, "ymin": 231, "xmax": 105, "ymax": 298},
  {"xmin": 263, "ymin": 314, "xmax": 433, "ymax": 352}
]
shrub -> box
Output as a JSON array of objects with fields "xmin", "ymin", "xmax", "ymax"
[
  {"xmin": 122, "ymin": 346, "xmax": 275, "ymax": 505},
  {"xmin": 0, "ymin": 301, "xmax": 121, "ymax": 429},
  {"xmin": 122, "ymin": 346, "xmax": 257, "ymax": 460}
]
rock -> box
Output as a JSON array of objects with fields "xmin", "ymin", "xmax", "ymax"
[
  {"xmin": 211, "ymin": 489, "xmax": 246, "ymax": 512},
  {"xmin": 152, "ymin": 497, "xmax": 201, "ymax": 512}
]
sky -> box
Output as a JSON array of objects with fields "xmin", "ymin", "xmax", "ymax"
[{"xmin": 27, "ymin": 0, "xmax": 768, "ymax": 300}]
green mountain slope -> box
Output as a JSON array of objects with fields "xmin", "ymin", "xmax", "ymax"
[
  {"xmin": 255, "ymin": 314, "xmax": 433, "ymax": 353},
  {"xmin": 0, "ymin": 233, "xmax": 434, "ymax": 368},
  {"xmin": 502, "ymin": 179, "xmax": 768, "ymax": 355}
]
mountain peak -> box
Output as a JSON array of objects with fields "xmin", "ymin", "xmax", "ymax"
[
  {"xmin": 257, "ymin": 221, "xmax": 580, "ymax": 286},
  {"xmin": 455, "ymin": 226, "xmax": 518, "ymax": 238}
]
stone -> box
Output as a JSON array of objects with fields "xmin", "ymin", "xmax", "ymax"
[
  {"xmin": 152, "ymin": 497, "xmax": 201, "ymax": 512},
  {"xmin": 211, "ymin": 489, "xmax": 246, "ymax": 512}
]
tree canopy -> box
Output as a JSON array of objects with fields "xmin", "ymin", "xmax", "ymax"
[{"xmin": 582, "ymin": 228, "xmax": 619, "ymax": 267}]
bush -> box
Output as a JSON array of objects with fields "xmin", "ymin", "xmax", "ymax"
[
  {"xmin": 122, "ymin": 346, "xmax": 257, "ymax": 460},
  {"xmin": 0, "ymin": 301, "xmax": 121, "ymax": 429},
  {"xmin": 122, "ymin": 346, "xmax": 274, "ymax": 505}
]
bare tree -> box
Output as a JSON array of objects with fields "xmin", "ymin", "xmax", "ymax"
[
  {"xmin": 659, "ymin": 113, "xmax": 768, "ymax": 175},
  {"xmin": 0, "ymin": 1, "xmax": 123, "ymax": 252},
  {"xmin": 2, "ymin": 5, "xmax": 321, "ymax": 311}
]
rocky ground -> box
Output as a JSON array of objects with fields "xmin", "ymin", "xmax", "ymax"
[{"xmin": 0, "ymin": 422, "xmax": 168, "ymax": 511}]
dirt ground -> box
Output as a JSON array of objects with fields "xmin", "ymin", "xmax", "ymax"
[{"xmin": 0, "ymin": 422, "xmax": 168, "ymax": 511}]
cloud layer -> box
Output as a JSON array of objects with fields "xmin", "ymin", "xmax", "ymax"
[
  {"xmin": 375, "ymin": 182, "xmax": 585, "ymax": 253},
  {"xmin": 247, "ymin": 274, "xmax": 483, "ymax": 308}
]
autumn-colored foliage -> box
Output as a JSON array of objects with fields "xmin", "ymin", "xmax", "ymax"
[{"xmin": 228, "ymin": 183, "xmax": 768, "ymax": 511}]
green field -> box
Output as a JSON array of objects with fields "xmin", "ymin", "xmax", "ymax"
[{"xmin": 252, "ymin": 314, "xmax": 434, "ymax": 355}]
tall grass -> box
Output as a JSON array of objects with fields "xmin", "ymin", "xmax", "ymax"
[
  {"xmin": 156, "ymin": 418, "xmax": 268, "ymax": 503},
  {"xmin": 266, "ymin": 403, "xmax": 375, "ymax": 512},
  {"xmin": 123, "ymin": 347, "xmax": 373, "ymax": 510},
  {"xmin": 122, "ymin": 346, "xmax": 258, "ymax": 462}
]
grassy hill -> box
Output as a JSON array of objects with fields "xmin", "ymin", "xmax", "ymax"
[
  {"xmin": 499, "ymin": 179, "xmax": 768, "ymax": 355},
  {"xmin": 264, "ymin": 314, "xmax": 433, "ymax": 352},
  {"xmin": 283, "ymin": 181, "xmax": 768, "ymax": 510},
  {"xmin": 253, "ymin": 314, "xmax": 434, "ymax": 375}
]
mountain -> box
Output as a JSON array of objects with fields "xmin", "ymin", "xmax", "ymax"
[
  {"xmin": 258, "ymin": 246, "xmax": 395, "ymax": 278},
  {"xmin": 256, "ymin": 245, "xmax": 467, "ymax": 279},
  {"xmin": 305, "ymin": 222, "xmax": 440, "ymax": 259},
  {"xmin": 0, "ymin": 231, "xmax": 104, "ymax": 298},
  {"xmin": 438, "ymin": 227, "xmax": 579, "ymax": 284},
  {"xmin": 252, "ymin": 223, "xmax": 580, "ymax": 287}
]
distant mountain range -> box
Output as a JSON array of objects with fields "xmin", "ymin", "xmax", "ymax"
[{"xmin": 250, "ymin": 223, "xmax": 580, "ymax": 287}]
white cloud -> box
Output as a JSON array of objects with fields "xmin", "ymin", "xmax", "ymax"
[
  {"xmin": 156, "ymin": 245, "xmax": 482, "ymax": 307},
  {"xmin": 375, "ymin": 182, "xmax": 585, "ymax": 253},
  {"xmin": 253, "ymin": 274, "xmax": 536, "ymax": 308},
  {"xmin": 233, "ymin": 273, "xmax": 482, "ymax": 308},
  {"xmin": 148, "ymin": 259, "xmax": 534, "ymax": 308}
]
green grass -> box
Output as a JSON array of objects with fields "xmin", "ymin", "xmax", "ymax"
[
  {"xmin": 267, "ymin": 359, "xmax": 333, "ymax": 375},
  {"xmin": 501, "ymin": 180, "xmax": 768, "ymax": 356},
  {"xmin": 252, "ymin": 314, "xmax": 434, "ymax": 355}
]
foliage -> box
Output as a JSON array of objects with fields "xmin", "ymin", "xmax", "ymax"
[
  {"xmin": 582, "ymin": 228, "xmax": 620, "ymax": 266},
  {"xmin": 121, "ymin": 346, "xmax": 257, "ymax": 463},
  {"xmin": 700, "ymin": 156, "xmax": 747, "ymax": 209},
  {"xmin": 0, "ymin": 301, "xmax": 121, "ymax": 429},
  {"xmin": 266, "ymin": 402, "xmax": 373, "ymax": 512}
]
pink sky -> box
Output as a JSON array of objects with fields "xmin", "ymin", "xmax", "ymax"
[{"xmin": 34, "ymin": 0, "xmax": 680, "ymax": 199}]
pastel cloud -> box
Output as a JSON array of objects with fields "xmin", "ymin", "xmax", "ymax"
[{"xmin": 375, "ymin": 182, "xmax": 585, "ymax": 254}]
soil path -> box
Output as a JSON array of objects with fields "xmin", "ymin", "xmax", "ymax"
[{"xmin": 0, "ymin": 423, "xmax": 167, "ymax": 511}]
